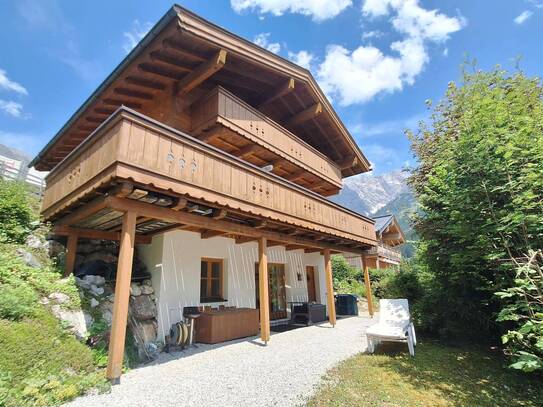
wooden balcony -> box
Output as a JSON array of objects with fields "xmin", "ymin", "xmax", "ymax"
[
  {"xmin": 365, "ymin": 243, "xmax": 402, "ymax": 264},
  {"xmin": 42, "ymin": 107, "xmax": 376, "ymax": 250},
  {"xmin": 190, "ymin": 87, "xmax": 342, "ymax": 196}
]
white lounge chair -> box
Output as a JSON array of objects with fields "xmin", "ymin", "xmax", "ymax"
[{"xmin": 366, "ymin": 299, "xmax": 417, "ymax": 356}]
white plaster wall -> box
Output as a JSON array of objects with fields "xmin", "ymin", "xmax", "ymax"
[{"xmin": 137, "ymin": 230, "xmax": 327, "ymax": 341}]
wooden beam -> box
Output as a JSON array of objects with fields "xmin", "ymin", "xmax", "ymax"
[
  {"xmin": 124, "ymin": 76, "xmax": 166, "ymax": 91},
  {"xmin": 162, "ymin": 38, "xmax": 207, "ymax": 62},
  {"xmin": 102, "ymin": 99, "xmax": 142, "ymax": 109},
  {"xmin": 106, "ymin": 211, "xmax": 137, "ymax": 382},
  {"xmin": 56, "ymin": 197, "xmax": 108, "ymax": 226},
  {"xmin": 233, "ymin": 143, "xmax": 260, "ymax": 159},
  {"xmin": 304, "ymin": 248, "xmax": 321, "ymax": 253},
  {"xmin": 285, "ymin": 102, "xmax": 322, "ymax": 128},
  {"xmin": 63, "ymin": 234, "xmax": 78, "ymax": 277},
  {"xmin": 113, "ymin": 87, "xmax": 154, "ymax": 100},
  {"xmin": 104, "ymin": 196, "xmax": 366, "ymax": 253},
  {"xmin": 324, "ymin": 249, "xmax": 336, "ymax": 327},
  {"xmin": 149, "ymin": 51, "xmax": 193, "ymax": 72},
  {"xmin": 53, "ymin": 226, "xmax": 151, "ymax": 244},
  {"xmin": 258, "ymin": 78, "xmax": 295, "ymax": 108},
  {"xmin": 361, "ymin": 256, "xmax": 374, "ymax": 318},
  {"xmin": 285, "ymin": 244, "xmax": 304, "ymax": 251},
  {"xmin": 285, "ymin": 169, "xmax": 306, "ymax": 182},
  {"xmin": 172, "ymin": 197, "xmax": 188, "ymax": 210},
  {"xmin": 200, "ymin": 230, "xmax": 227, "ymax": 239},
  {"xmin": 212, "ymin": 208, "xmax": 227, "ymax": 219},
  {"xmin": 337, "ymin": 156, "xmax": 357, "ymax": 170},
  {"xmin": 110, "ymin": 182, "xmax": 134, "ymax": 198},
  {"xmin": 137, "ymin": 64, "xmax": 184, "ymax": 81},
  {"xmin": 175, "ymin": 49, "xmax": 227, "ymax": 96},
  {"xmin": 235, "ymin": 236, "xmax": 257, "ymax": 244},
  {"xmin": 258, "ymin": 237, "xmax": 270, "ymax": 344}
]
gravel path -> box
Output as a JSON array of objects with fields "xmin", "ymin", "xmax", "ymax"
[{"xmin": 66, "ymin": 316, "xmax": 373, "ymax": 407}]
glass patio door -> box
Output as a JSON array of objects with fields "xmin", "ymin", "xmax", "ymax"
[{"xmin": 255, "ymin": 263, "xmax": 287, "ymax": 320}]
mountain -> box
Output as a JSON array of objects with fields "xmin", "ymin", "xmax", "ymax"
[
  {"xmin": 331, "ymin": 170, "xmax": 410, "ymax": 216},
  {"xmin": 0, "ymin": 144, "xmax": 32, "ymax": 163},
  {"xmin": 332, "ymin": 170, "xmax": 418, "ymax": 258}
]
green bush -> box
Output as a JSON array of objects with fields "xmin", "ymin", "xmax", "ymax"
[
  {"xmin": 0, "ymin": 309, "xmax": 108, "ymax": 406},
  {"xmin": 408, "ymin": 66, "xmax": 543, "ymax": 342},
  {"xmin": 332, "ymin": 255, "xmax": 366, "ymax": 298},
  {"xmin": 0, "ymin": 283, "xmax": 38, "ymax": 320},
  {"xmin": 0, "ymin": 180, "xmax": 38, "ymax": 244}
]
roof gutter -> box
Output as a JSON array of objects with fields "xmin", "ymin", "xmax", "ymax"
[{"xmin": 29, "ymin": 6, "xmax": 179, "ymax": 169}]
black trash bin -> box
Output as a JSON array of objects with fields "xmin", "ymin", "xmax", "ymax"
[{"xmin": 335, "ymin": 294, "xmax": 359, "ymax": 316}]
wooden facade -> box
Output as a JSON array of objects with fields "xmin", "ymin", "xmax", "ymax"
[
  {"xmin": 32, "ymin": 5, "xmax": 378, "ymax": 382},
  {"xmin": 363, "ymin": 215, "xmax": 405, "ymax": 268}
]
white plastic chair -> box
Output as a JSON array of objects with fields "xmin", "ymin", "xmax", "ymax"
[{"xmin": 366, "ymin": 299, "xmax": 417, "ymax": 356}]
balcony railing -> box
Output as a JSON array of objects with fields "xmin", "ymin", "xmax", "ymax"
[
  {"xmin": 42, "ymin": 107, "xmax": 376, "ymax": 246},
  {"xmin": 365, "ymin": 243, "xmax": 402, "ymax": 263},
  {"xmin": 190, "ymin": 87, "xmax": 342, "ymax": 191}
]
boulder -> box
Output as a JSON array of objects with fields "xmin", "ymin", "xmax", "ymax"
[
  {"xmin": 90, "ymin": 285, "xmax": 104, "ymax": 296},
  {"xmin": 75, "ymin": 277, "xmax": 92, "ymax": 290},
  {"xmin": 46, "ymin": 240, "xmax": 66, "ymax": 258},
  {"xmin": 84, "ymin": 252, "xmax": 118, "ymax": 264},
  {"xmin": 130, "ymin": 283, "xmax": 142, "ymax": 297},
  {"xmin": 26, "ymin": 234, "xmax": 44, "ymax": 250},
  {"xmin": 90, "ymin": 298, "xmax": 99, "ymax": 308},
  {"xmin": 48, "ymin": 292, "xmax": 70, "ymax": 304},
  {"xmin": 16, "ymin": 248, "xmax": 41, "ymax": 268},
  {"xmin": 133, "ymin": 320, "xmax": 157, "ymax": 344},
  {"xmin": 83, "ymin": 275, "xmax": 106, "ymax": 286},
  {"xmin": 51, "ymin": 305, "xmax": 92, "ymax": 340},
  {"xmin": 142, "ymin": 279, "xmax": 152, "ymax": 286},
  {"xmin": 140, "ymin": 284, "xmax": 154, "ymax": 295},
  {"xmin": 130, "ymin": 295, "xmax": 157, "ymax": 321},
  {"xmin": 76, "ymin": 242, "xmax": 96, "ymax": 254}
]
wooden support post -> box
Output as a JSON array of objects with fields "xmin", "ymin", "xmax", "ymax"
[
  {"xmin": 361, "ymin": 256, "xmax": 374, "ymax": 318},
  {"xmin": 323, "ymin": 248, "xmax": 336, "ymax": 327},
  {"xmin": 63, "ymin": 234, "xmax": 78, "ymax": 277},
  {"xmin": 106, "ymin": 211, "xmax": 137, "ymax": 382},
  {"xmin": 258, "ymin": 237, "xmax": 270, "ymax": 344}
]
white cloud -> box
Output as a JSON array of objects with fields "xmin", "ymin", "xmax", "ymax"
[
  {"xmin": 362, "ymin": 30, "xmax": 384, "ymax": 40},
  {"xmin": 288, "ymin": 50, "xmax": 315, "ymax": 69},
  {"xmin": 514, "ymin": 10, "xmax": 533, "ymax": 24},
  {"xmin": 443, "ymin": 47, "xmax": 449, "ymax": 57},
  {"xmin": 123, "ymin": 20, "xmax": 153, "ymax": 53},
  {"xmin": 253, "ymin": 33, "xmax": 281, "ymax": 53},
  {"xmin": 317, "ymin": 0, "xmax": 465, "ymax": 105},
  {"xmin": 0, "ymin": 69, "xmax": 28, "ymax": 96},
  {"xmin": 0, "ymin": 100, "xmax": 24, "ymax": 118},
  {"xmin": 231, "ymin": 0, "xmax": 352, "ymax": 21},
  {"xmin": 350, "ymin": 113, "xmax": 426, "ymax": 138}
]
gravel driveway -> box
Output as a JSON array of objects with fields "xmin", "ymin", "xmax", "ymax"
[{"xmin": 66, "ymin": 316, "xmax": 373, "ymax": 407}]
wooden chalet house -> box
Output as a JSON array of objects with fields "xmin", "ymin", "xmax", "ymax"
[
  {"xmin": 364, "ymin": 215, "xmax": 405, "ymax": 268},
  {"xmin": 30, "ymin": 5, "xmax": 378, "ymax": 381}
]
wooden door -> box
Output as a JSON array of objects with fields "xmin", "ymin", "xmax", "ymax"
[
  {"xmin": 306, "ymin": 266, "xmax": 317, "ymax": 303},
  {"xmin": 255, "ymin": 263, "xmax": 287, "ymax": 320}
]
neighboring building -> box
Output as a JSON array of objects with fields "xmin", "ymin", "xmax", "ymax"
[
  {"xmin": 364, "ymin": 214, "xmax": 405, "ymax": 269},
  {"xmin": 30, "ymin": 6, "xmax": 379, "ymax": 381}
]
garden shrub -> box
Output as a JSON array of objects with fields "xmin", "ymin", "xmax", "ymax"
[
  {"xmin": 408, "ymin": 66, "xmax": 543, "ymax": 342},
  {"xmin": 332, "ymin": 255, "xmax": 366, "ymax": 298},
  {"xmin": 496, "ymin": 250, "xmax": 543, "ymax": 373},
  {"xmin": 0, "ymin": 180, "xmax": 37, "ymax": 244}
]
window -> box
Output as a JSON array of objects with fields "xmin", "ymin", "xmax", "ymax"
[{"xmin": 200, "ymin": 258, "xmax": 224, "ymax": 302}]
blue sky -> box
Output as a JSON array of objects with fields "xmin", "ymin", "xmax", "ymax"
[{"xmin": 0, "ymin": 0, "xmax": 542, "ymax": 174}]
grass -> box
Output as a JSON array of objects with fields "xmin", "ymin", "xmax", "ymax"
[{"xmin": 308, "ymin": 340, "xmax": 543, "ymax": 407}]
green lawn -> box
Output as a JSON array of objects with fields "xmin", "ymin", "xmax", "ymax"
[{"xmin": 308, "ymin": 340, "xmax": 542, "ymax": 407}]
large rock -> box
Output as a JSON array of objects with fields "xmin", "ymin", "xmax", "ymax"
[
  {"xmin": 76, "ymin": 260, "xmax": 114, "ymax": 279},
  {"xmin": 51, "ymin": 305, "xmax": 92, "ymax": 340},
  {"xmin": 90, "ymin": 284, "xmax": 104, "ymax": 296},
  {"xmin": 84, "ymin": 252, "xmax": 118, "ymax": 264},
  {"xmin": 130, "ymin": 283, "xmax": 142, "ymax": 296},
  {"xmin": 133, "ymin": 320, "xmax": 157, "ymax": 344},
  {"xmin": 48, "ymin": 292, "xmax": 70, "ymax": 304},
  {"xmin": 76, "ymin": 242, "xmax": 96, "ymax": 254},
  {"xmin": 83, "ymin": 275, "xmax": 106, "ymax": 286},
  {"xmin": 130, "ymin": 295, "xmax": 157, "ymax": 321},
  {"xmin": 16, "ymin": 248, "xmax": 41, "ymax": 268},
  {"xmin": 140, "ymin": 284, "xmax": 154, "ymax": 295},
  {"xmin": 26, "ymin": 234, "xmax": 45, "ymax": 250},
  {"xmin": 46, "ymin": 240, "xmax": 66, "ymax": 258}
]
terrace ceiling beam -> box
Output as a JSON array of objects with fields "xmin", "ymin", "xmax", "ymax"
[
  {"xmin": 175, "ymin": 49, "xmax": 227, "ymax": 96},
  {"xmin": 200, "ymin": 229, "xmax": 228, "ymax": 239},
  {"xmin": 284, "ymin": 168, "xmax": 306, "ymax": 182},
  {"xmin": 258, "ymin": 78, "xmax": 295, "ymax": 109},
  {"xmin": 149, "ymin": 51, "xmax": 194, "ymax": 72},
  {"xmin": 53, "ymin": 225, "xmax": 152, "ymax": 244},
  {"xmin": 162, "ymin": 39, "xmax": 207, "ymax": 62},
  {"xmin": 337, "ymin": 156, "xmax": 358, "ymax": 170},
  {"xmin": 285, "ymin": 102, "xmax": 322, "ymax": 128},
  {"xmin": 104, "ymin": 196, "xmax": 365, "ymax": 253},
  {"xmin": 113, "ymin": 88, "xmax": 154, "ymax": 100},
  {"xmin": 137, "ymin": 64, "xmax": 185, "ymax": 81}
]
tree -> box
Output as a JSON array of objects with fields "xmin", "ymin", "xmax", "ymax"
[{"xmin": 408, "ymin": 65, "xmax": 543, "ymax": 340}]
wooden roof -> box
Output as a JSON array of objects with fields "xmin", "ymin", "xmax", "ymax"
[
  {"xmin": 30, "ymin": 5, "xmax": 370, "ymax": 176},
  {"xmin": 372, "ymin": 214, "xmax": 405, "ymax": 246}
]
